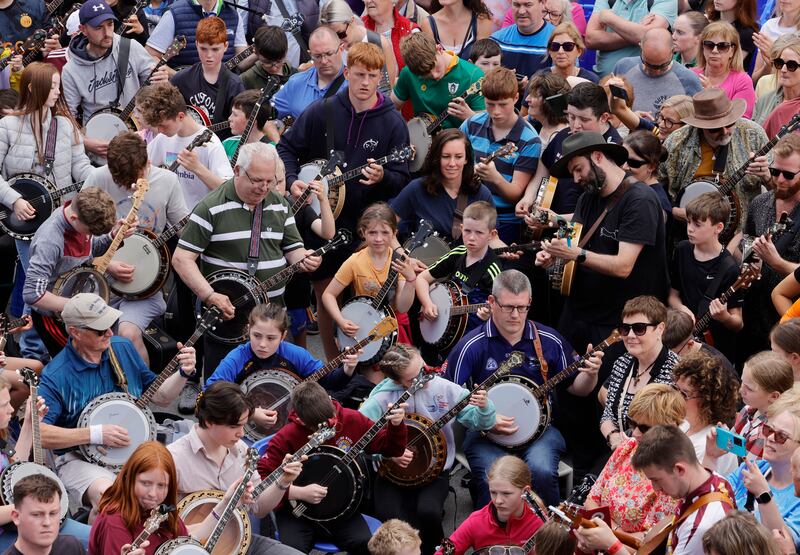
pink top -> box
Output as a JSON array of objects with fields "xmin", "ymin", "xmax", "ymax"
[
  {"xmin": 691, "ymin": 68, "xmax": 756, "ymax": 119},
  {"xmin": 502, "ymin": 3, "xmax": 586, "ymax": 34}
]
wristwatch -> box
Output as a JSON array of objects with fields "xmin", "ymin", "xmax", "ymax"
[
  {"xmin": 576, "ymin": 249, "xmax": 587, "ymax": 264},
  {"xmin": 756, "ymin": 490, "xmax": 774, "ymax": 504}
]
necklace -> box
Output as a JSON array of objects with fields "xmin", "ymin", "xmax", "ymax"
[{"xmin": 631, "ymin": 359, "xmax": 657, "ymax": 387}]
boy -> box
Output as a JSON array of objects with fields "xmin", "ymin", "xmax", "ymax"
[
  {"xmin": 222, "ymin": 89, "xmax": 274, "ymax": 160},
  {"xmin": 240, "ymin": 25, "xmax": 296, "ymax": 90},
  {"xmin": 257, "ymin": 381, "xmax": 407, "ymax": 555},
  {"xmin": 460, "ymin": 67, "xmax": 541, "ymax": 244},
  {"xmin": 137, "ymin": 82, "xmax": 233, "ymax": 209},
  {"xmin": 468, "ymin": 39, "xmax": 502, "ymax": 73},
  {"xmin": 391, "ymin": 32, "xmax": 484, "ymax": 129},
  {"xmin": 416, "ymin": 202, "xmax": 501, "ymax": 337},
  {"xmin": 368, "ymin": 519, "xmax": 422, "ymax": 555},
  {"xmin": 669, "ymin": 192, "xmax": 743, "ymax": 361},
  {"xmin": 170, "ymin": 16, "xmax": 245, "ymax": 139}
]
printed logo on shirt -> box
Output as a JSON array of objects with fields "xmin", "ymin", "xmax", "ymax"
[
  {"xmin": 486, "ymin": 357, "xmax": 498, "ymax": 371},
  {"xmin": 599, "ymin": 227, "xmax": 618, "ymax": 241},
  {"xmin": 335, "ymin": 436, "xmax": 354, "ymax": 452},
  {"xmin": 447, "ymin": 82, "xmax": 458, "ymax": 94},
  {"xmin": 362, "ymin": 138, "xmax": 378, "ymax": 152},
  {"xmin": 188, "ymin": 92, "xmax": 215, "ymax": 120},
  {"xmin": 87, "ymin": 67, "xmax": 135, "ymax": 93},
  {"xmin": 426, "ymin": 394, "xmax": 449, "ymax": 414},
  {"xmin": 19, "ymin": 13, "xmax": 32, "ymax": 28}
]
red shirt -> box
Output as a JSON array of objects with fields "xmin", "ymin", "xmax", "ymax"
[
  {"xmin": 88, "ymin": 511, "xmax": 188, "ymax": 555},
  {"xmin": 435, "ymin": 502, "xmax": 543, "ymax": 555}
]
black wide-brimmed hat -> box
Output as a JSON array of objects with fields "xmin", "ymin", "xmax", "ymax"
[{"xmin": 549, "ymin": 131, "xmax": 629, "ymax": 178}]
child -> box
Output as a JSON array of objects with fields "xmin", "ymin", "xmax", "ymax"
[
  {"xmin": 416, "ymin": 201, "xmax": 500, "ymax": 337},
  {"xmin": 533, "ymin": 521, "xmax": 577, "ymax": 555},
  {"xmin": 468, "ymin": 39, "xmax": 502, "ymax": 73},
  {"xmin": 360, "ymin": 345, "xmax": 496, "ymax": 554},
  {"xmin": 322, "ymin": 202, "xmax": 417, "ymax": 349},
  {"xmin": 222, "ymin": 89, "xmax": 275, "ymax": 159},
  {"xmin": 257, "ymin": 380, "xmax": 408, "ymax": 555},
  {"xmin": 240, "ymin": 25, "xmax": 296, "ymax": 91},
  {"xmin": 368, "ymin": 519, "xmax": 422, "ymax": 555},
  {"xmin": 669, "ymin": 192, "xmax": 743, "ymax": 362},
  {"xmin": 771, "ymin": 319, "xmax": 800, "ymax": 380},
  {"xmin": 205, "ymin": 304, "xmax": 359, "ymax": 432},
  {"xmin": 435, "ymin": 455, "xmax": 543, "ymax": 555}
]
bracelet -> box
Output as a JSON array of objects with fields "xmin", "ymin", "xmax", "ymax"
[
  {"xmin": 179, "ymin": 367, "xmax": 194, "ymax": 379},
  {"xmin": 212, "ymin": 509, "xmax": 221, "ymax": 520},
  {"xmin": 607, "ymin": 540, "xmax": 624, "ymax": 555},
  {"xmin": 276, "ymin": 481, "xmax": 291, "ymax": 491}
]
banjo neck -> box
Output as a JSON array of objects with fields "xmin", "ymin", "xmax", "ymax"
[
  {"xmin": 307, "ymin": 327, "xmax": 393, "ymax": 382},
  {"xmin": 448, "ymin": 302, "xmax": 488, "ymax": 316},
  {"xmin": 426, "ymin": 80, "xmax": 482, "ymax": 134},
  {"xmin": 153, "ymin": 214, "xmax": 190, "ymax": 247},
  {"xmin": 371, "ymin": 254, "xmax": 404, "ymax": 309},
  {"xmin": 255, "ymin": 236, "xmax": 342, "ymax": 298},
  {"xmin": 125, "ymin": 505, "xmax": 175, "ymax": 554},
  {"xmin": 46, "ymin": 0, "xmax": 65, "ymax": 14},
  {"xmin": 534, "ymin": 332, "xmax": 622, "ymax": 399},
  {"xmin": 29, "ymin": 380, "xmax": 43, "ymax": 466},
  {"xmin": 226, "ymin": 45, "xmax": 254, "ymax": 71},
  {"xmin": 92, "ymin": 180, "xmax": 148, "ymax": 275},
  {"xmin": 328, "ymin": 152, "xmax": 396, "ymax": 188},
  {"xmin": 207, "ymin": 120, "xmax": 231, "ymax": 133},
  {"xmin": 491, "ymin": 241, "xmax": 542, "ymax": 256},
  {"xmin": 205, "ymin": 451, "xmax": 258, "ymax": 552},
  {"xmin": 231, "ymin": 78, "xmax": 281, "ymax": 167}
]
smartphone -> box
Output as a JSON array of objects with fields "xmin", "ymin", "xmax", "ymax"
[
  {"xmin": 545, "ymin": 93, "xmax": 568, "ymax": 116},
  {"xmin": 716, "ymin": 426, "xmax": 747, "ymax": 458},
  {"xmin": 609, "ymin": 84, "xmax": 629, "ymax": 101}
]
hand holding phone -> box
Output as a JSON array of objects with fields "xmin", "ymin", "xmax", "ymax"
[
  {"xmin": 608, "ymin": 84, "xmax": 629, "ymax": 101},
  {"xmin": 716, "ymin": 426, "xmax": 746, "ymax": 458}
]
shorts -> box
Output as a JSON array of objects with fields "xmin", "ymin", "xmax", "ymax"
[
  {"xmin": 55, "ymin": 452, "xmax": 116, "ymax": 508},
  {"xmin": 116, "ymin": 294, "xmax": 167, "ymax": 331},
  {"xmin": 288, "ymin": 307, "xmax": 308, "ymax": 338}
]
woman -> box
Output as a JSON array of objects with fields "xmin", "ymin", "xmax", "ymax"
[
  {"xmin": 362, "ymin": 0, "xmax": 430, "ymax": 72},
  {"xmin": 754, "ymin": 35, "xmax": 800, "ymax": 125},
  {"xmin": 622, "ymin": 131, "xmax": 671, "ymax": 223},
  {"xmin": 523, "ymin": 72, "xmax": 570, "ymax": 148},
  {"xmin": 586, "ymin": 384, "xmax": 685, "ymax": 534},
  {"xmin": 319, "ymin": 0, "xmax": 399, "ymax": 94},
  {"xmin": 692, "ymin": 21, "xmax": 756, "ymax": 119},
  {"xmin": 673, "ymin": 11, "xmax": 709, "ymax": 68},
  {"xmin": 671, "ymin": 351, "xmax": 740, "ymax": 475},
  {"xmin": 89, "ymin": 441, "xmax": 250, "ymax": 555},
  {"xmin": 761, "ymin": 37, "xmax": 800, "ymax": 136},
  {"xmin": 770, "ymin": 319, "xmax": 800, "ymax": 380},
  {"xmin": 600, "ymin": 296, "xmax": 679, "ymax": 451},
  {"xmin": 542, "ymin": 23, "xmax": 598, "ymax": 83},
  {"xmin": 389, "ymin": 128, "xmax": 493, "ymax": 242},
  {"xmin": 751, "ymin": 0, "xmax": 800, "ymax": 83},
  {"xmin": 654, "ymin": 95, "xmax": 693, "ymax": 140},
  {"xmin": 707, "ymin": 0, "xmax": 759, "ymax": 71},
  {"xmin": 425, "ymin": 0, "xmax": 493, "ymax": 60}
]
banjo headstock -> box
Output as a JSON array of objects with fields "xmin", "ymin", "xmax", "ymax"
[
  {"xmin": 18, "ymin": 367, "xmax": 39, "ymax": 388},
  {"xmin": 307, "ymin": 423, "xmax": 336, "ymax": 448},
  {"xmin": 143, "ymin": 504, "xmax": 175, "ymax": 534},
  {"xmin": 370, "ymin": 317, "xmax": 399, "ymax": 340}
]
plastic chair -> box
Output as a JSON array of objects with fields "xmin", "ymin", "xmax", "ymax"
[{"xmin": 252, "ymin": 434, "xmax": 276, "ymax": 455}]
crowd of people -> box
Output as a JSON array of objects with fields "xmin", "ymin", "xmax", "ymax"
[{"xmin": 1, "ymin": 0, "xmax": 800, "ymax": 552}]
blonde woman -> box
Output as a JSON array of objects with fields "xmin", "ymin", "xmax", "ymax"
[{"xmin": 543, "ymin": 22, "xmax": 598, "ymax": 82}]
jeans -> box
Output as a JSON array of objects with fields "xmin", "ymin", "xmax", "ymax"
[
  {"xmin": 463, "ymin": 425, "xmax": 565, "ymax": 508},
  {"xmin": 14, "ymin": 239, "xmax": 49, "ymax": 363}
]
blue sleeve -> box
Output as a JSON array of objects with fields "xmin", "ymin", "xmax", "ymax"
[
  {"xmin": 725, "ymin": 462, "xmax": 749, "ymax": 508},
  {"xmin": 444, "ymin": 336, "xmax": 481, "ymax": 385},
  {"xmin": 38, "ymin": 374, "xmax": 63, "ymax": 426},
  {"xmin": 272, "ymin": 78, "xmax": 295, "ymax": 119},
  {"xmin": 205, "ymin": 345, "xmax": 247, "ymax": 388},
  {"xmin": 649, "ymin": 0, "xmax": 677, "ymax": 26},
  {"xmin": 637, "ymin": 117, "xmax": 656, "ymax": 132},
  {"xmin": 389, "ymin": 180, "xmax": 417, "ymax": 224},
  {"xmin": 514, "ymin": 135, "xmax": 541, "ymax": 174},
  {"xmin": 454, "ymin": 388, "xmax": 497, "ymax": 430},
  {"xmin": 477, "ymin": 185, "xmax": 494, "ymax": 203}
]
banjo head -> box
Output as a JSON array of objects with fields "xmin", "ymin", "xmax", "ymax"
[
  {"xmin": 241, "ymin": 369, "xmax": 300, "ymax": 441},
  {"xmin": 407, "ymin": 115, "xmax": 435, "ymax": 172},
  {"xmin": 0, "ymin": 463, "xmax": 69, "ymax": 521},
  {"xmin": 406, "ymin": 235, "xmax": 450, "ymax": 267},
  {"xmin": 297, "ymin": 161, "xmax": 331, "ymax": 216},
  {"xmin": 0, "ymin": 174, "xmax": 56, "ymax": 240},
  {"xmin": 485, "ymin": 376, "xmax": 549, "ymax": 448},
  {"xmin": 291, "ymin": 446, "xmax": 364, "ymax": 522},
  {"xmin": 677, "ymin": 180, "xmax": 719, "ymax": 209},
  {"xmin": 419, "ymin": 282, "xmax": 463, "ymax": 349},
  {"xmin": 111, "ymin": 232, "xmax": 166, "ymax": 296},
  {"xmin": 177, "ymin": 490, "xmax": 251, "ymax": 555},
  {"xmin": 85, "ymin": 111, "xmax": 135, "ymax": 141},
  {"xmin": 155, "ymin": 537, "xmax": 208, "ymax": 554},
  {"xmin": 337, "ymin": 299, "xmax": 395, "ymax": 365},
  {"xmin": 78, "ymin": 393, "xmax": 157, "ymax": 470},
  {"xmin": 203, "ymin": 270, "xmax": 266, "ymax": 344}
]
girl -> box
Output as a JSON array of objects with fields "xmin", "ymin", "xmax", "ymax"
[
  {"xmin": 622, "ymin": 131, "xmax": 671, "ymax": 224},
  {"xmin": 706, "ymin": 0, "xmax": 759, "ymax": 71},
  {"xmin": 206, "ymin": 304, "xmax": 359, "ymax": 433},
  {"xmin": 359, "ymin": 344, "xmax": 496, "ymax": 554},
  {"xmin": 673, "ymin": 11, "xmax": 709, "ymax": 68},
  {"xmin": 322, "ymin": 202, "xmax": 417, "ymax": 357},
  {"xmin": 770, "ymin": 319, "xmax": 800, "ymax": 380},
  {"xmin": 89, "ymin": 441, "xmax": 249, "ymax": 555},
  {"xmin": 436, "ymin": 455, "xmax": 544, "ymax": 555}
]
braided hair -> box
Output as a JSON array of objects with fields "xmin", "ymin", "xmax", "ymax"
[{"xmin": 378, "ymin": 345, "xmax": 420, "ymax": 382}]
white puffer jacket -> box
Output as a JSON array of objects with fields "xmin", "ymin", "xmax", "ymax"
[{"xmin": 0, "ymin": 111, "xmax": 93, "ymax": 209}]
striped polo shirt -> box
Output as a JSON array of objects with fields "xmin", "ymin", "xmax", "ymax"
[
  {"xmin": 460, "ymin": 112, "xmax": 541, "ymax": 222},
  {"xmin": 490, "ymin": 21, "xmax": 553, "ymax": 80},
  {"xmin": 178, "ymin": 179, "xmax": 304, "ymax": 300}
]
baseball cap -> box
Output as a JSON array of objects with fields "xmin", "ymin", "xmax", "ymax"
[
  {"xmin": 61, "ymin": 293, "xmax": 122, "ymax": 331},
  {"xmin": 79, "ymin": 0, "xmax": 118, "ymax": 27}
]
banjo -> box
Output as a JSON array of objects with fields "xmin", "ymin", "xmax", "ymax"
[
  {"xmin": 523, "ymin": 176, "xmax": 558, "ymax": 241},
  {"xmin": 677, "ymin": 113, "xmax": 800, "ymax": 242},
  {"xmin": 159, "ymin": 449, "xmax": 259, "ymax": 555},
  {"xmin": 547, "ymin": 219, "xmax": 581, "ymax": 296},
  {"xmin": 121, "ymin": 504, "xmax": 177, "ymax": 555},
  {"xmin": 84, "ymin": 35, "xmax": 187, "ymax": 165},
  {"xmin": 405, "ymin": 232, "xmax": 450, "ymax": 267},
  {"xmin": 379, "ymin": 351, "xmax": 524, "ymax": 488},
  {"xmin": 407, "ymin": 78, "xmax": 483, "ymax": 172},
  {"xmin": 0, "ymin": 175, "xmax": 85, "ymax": 241},
  {"xmin": 0, "ymin": 3, "xmax": 79, "ymax": 72},
  {"xmin": 0, "ymin": 368, "xmax": 69, "ymax": 522},
  {"xmin": 693, "ymin": 263, "xmax": 759, "ymax": 345},
  {"xmin": 485, "ymin": 331, "xmax": 622, "ymax": 448},
  {"xmin": 77, "ymin": 307, "xmax": 222, "ymax": 470},
  {"xmin": 202, "ymin": 228, "xmax": 351, "ymax": 344},
  {"xmin": 0, "ymin": 314, "xmax": 30, "ymax": 352},
  {"xmin": 52, "ymin": 178, "xmax": 149, "ymax": 303},
  {"xmin": 166, "ymin": 129, "xmax": 214, "ymax": 173},
  {"xmin": 290, "ymin": 368, "xmax": 435, "ymax": 522},
  {"xmin": 242, "ymin": 316, "xmax": 398, "ymax": 441},
  {"xmin": 230, "ymin": 78, "xmax": 282, "ymax": 167},
  {"xmin": 290, "ymin": 151, "xmax": 346, "ymax": 219},
  {"xmin": 419, "ymin": 281, "xmax": 489, "ymax": 351},
  {"xmin": 336, "ymin": 220, "xmax": 433, "ymax": 365}
]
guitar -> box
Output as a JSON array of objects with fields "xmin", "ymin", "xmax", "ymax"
[
  {"xmin": 122, "ymin": 504, "xmax": 176, "ymax": 554},
  {"xmin": 167, "ymin": 129, "xmax": 214, "ymax": 173},
  {"xmin": 0, "ymin": 314, "xmax": 30, "ymax": 352},
  {"xmin": 524, "ymin": 176, "xmax": 559, "ymax": 240},
  {"xmin": 547, "ymin": 218, "xmax": 583, "ymax": 296},
  {"xmin": 476, "ymin": 143, "xmax": 518, "ymax": 186},
  {"xmin": 230, "ymin": 78, "xmax": 282, "ymax": 166}
]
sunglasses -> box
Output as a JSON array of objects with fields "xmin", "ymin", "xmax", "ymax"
[
  {"xmin": 627, "ymin": 419, "xmax": 652, "ymax": 434},
  {"xmin": 82, "ymin": 326, "xmax": 113, "ymax": 336},
  {"xmin": 773, "ymin": 57, "xmax": 800, "ymax": 72},
  {"xmin": 769, "ymin": 167, "xmax": 800, "ymax": 180},
  {"xmin": 626, "ymin": 157, "xmax": 648, "ymax": 169},
  {"xmin": 617, "ymin": 322, "xmax": 658, "ymax": 336},
  {"xmin": 548, "ymin": 41, "xmax": 577, "ymax": 52},
  {"xmin": 762, "ymin": 422, "xmax": 795, "ymax": 445},
  {"xmin": 707, "ymin": 122, "xmax": 736, "ymax": 134},
  {"xmin": 703, "ymin": 40, "xmax": 733, "ymax": 53},
  {"xmin": 336, "ymin": 21, "xmax": 350, "ymax": 40},
  {"xmin": 641, "ymin": 56, "xmax": 671, "ymax": 72}
]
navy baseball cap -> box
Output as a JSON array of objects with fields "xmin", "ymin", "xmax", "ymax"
[{"xmin": 79, "ymin": 0, "xmax": 118, "ymax": 27}]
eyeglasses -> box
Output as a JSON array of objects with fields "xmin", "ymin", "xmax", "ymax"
[
  {"xmin": 336, "ymin": 21, "xmax": 350, "ymax": 40},
  {"xmin": 628, "ymin": 419, "xmax": 652, "ymax": 434},
  {"xmin": 543, "ymin": 9, "xmax": 563, "ymax": 20},
  {"xmin": 494, "ymin": 302, "xmax": 531, "ymax": 314},
  {"xmin": 548, "ymin": 41, "xmax": 577, "ymax": 52},
  {"xmin": 769, "ymin": 167, "xmax": 800, "ymax": 180},
  {"xmin": 702, "ymin": 40, "xmax": 733, "ymax": 53},
  {"xmin": 675, "ymin": 386, "xmax": 700, "ymax": 401},
  {"xmin": 707, "ymin": 122, "xmax": 736, "ymax": 134},
  {"xmin": 774, "ymin": 57, "xmax": 800, "ymax": 72},
  {"xmin": 244, "ymin": 169, "xmax": 274, "ymax": 187},
  {"xmin": 617, "ymin": 322, "xmax": 658, "ymax": 336},
  {"xmin": 626, "ymin": 157, "xmax": 648, "ymax": 169},
  {"xmin": 262, "ymin": 58, "xmax": 284, "ymax": 69},
  {"xmin": 655, "ymin": 113, "xmax": 682, "ymax": 129},
  {"xmin": 762, "ymin": 422, "xmax": 796, "ymax": 445},
  {"xmin": 641, "ymin": 56, "xmax": 671, "ymax": 72},
  {"xmin": 309, "ymin": 48, "xmax": 339, "ymax": 62}
]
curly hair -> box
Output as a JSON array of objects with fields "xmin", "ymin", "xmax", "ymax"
[
  {"xmin": 108, "ymin": 132, "xmax": 148, "ymax": 188},
  {"xmin": 73, "ymin": 187, "xmax": 117, "ymax": 236},
  {"xmin": 671, "ymin": 351, "xmax": 739, "ymax": 426},
  {"xmin": 136, "ymin": 83, "xmax": 187, "ymax": 127}
]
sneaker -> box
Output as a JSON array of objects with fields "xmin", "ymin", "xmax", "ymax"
[
  {"xmin": 178, "ymin": 382, "xmax": 201, "ymax": 415},
  {"xmin": 306, "ymin": 307, "xmax": 319, "ymax": 335}
]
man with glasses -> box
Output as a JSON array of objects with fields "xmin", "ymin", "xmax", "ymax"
[
  {"xmin": 240, "ymin": 25, "xmax": 297, "ymax": 90},
  {"xmin": 272, "ymin": 27, "xmax": 346, "ymax": 120},
  {"xmin": 443, "ymin": 269, "xmax": 603, "ymax": 509},
  {"xmin": 611, "ymin": 28, "xmax": 702, "ymax": 115}
]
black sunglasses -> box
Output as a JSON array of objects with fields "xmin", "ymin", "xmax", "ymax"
[
  {"xmin": 628, "ymin": 419, "xmax": 652, "ymax": 434},
  {"xmin": 548, "ymin": 41, "xmax": 577, "ymax": 52},
  {"xmin": 707, "ymin": 122, "xmax": 736, "ymax": 134},
  {"xmin": 617, "ymin": 322, "xmax": 658, "ymax": 336},
  {"xmin": 336, "ymin": 21, "xmax": 350, "ymax": 40},
  {"xmin": 640, "ymin": 56, "xmax": 671, "ymax": 71},
  {"xmin": 774, "ymin": 58, "xmax": 800, "ymax": 72},
  {"xmin": 626, "ymin": 157, "xmax": 648, "ymax": 169},
  {"xmin": 769, "ymin": 167, "xmax": 800, "ymax": 180},
  {"xmin": 703, "ymin": 40, "xmax": 733, "ymax": 53}
]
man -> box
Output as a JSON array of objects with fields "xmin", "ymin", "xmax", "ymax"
[
  {"xmin": 240, "ymin": 25, "xmax": 296, "ymax": 91},
  {"xmin": 37, "ymin": 293, "xmax": 196, "ymax": 517},
  {"xmin": 659, "ymin": 88, "xmax": 768, "ymax": 225},
  {"xmin": 443, "ymin": 269, "xmax": 602, "ymax": 508},
  {"xmin": 82, "ymin": 131, "xmax": 189, "ymax": 364},
  {"xmin": 136, "ymin": 82, "xmax": 233, "ymax": 209},
  {"xmin": 490, "ymin": 0, "xmax": 553, "ymax": 80},
  {"xmin": 222, "ymin": 89, "xmax": 274, "ymax": 160},
  {"xmin": 574, "ymin": 426, "xmax": 735, "ymax": 554},
  {"xmin": 460, "ymin": 67, "xmax": 541, "ymax": 244},
  {"xmin": 612, "ymin": 28, "xmax": 702, "ymax": 115},
  {"xmin": 173, "ymin": 141, "xmax": 321, "ymax": 376},
  {"xmin": 585, "ymin": 0, "xmax": 676, "ymax": 76},
  {"xmin": 279, "ymin": 42, "xmax": 409, "ymax": 360},
  {"xmin": 271, "ymin": 27, "xmax": 346, "ymax": 121},
  {"xmin": 170, "ymin": 16, "xmax": 245, "ymax": 137},
  {"xmin": 61, "ymin": 0, "xmax": 154, "ymax": 160}
]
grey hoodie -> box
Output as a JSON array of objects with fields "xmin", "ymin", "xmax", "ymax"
[{"xmin": 61, "ymin": 34, "xmax": 154, "ymax": 124}]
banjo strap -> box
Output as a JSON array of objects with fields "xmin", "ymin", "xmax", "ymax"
[
  {"xmin": 531, "ymin": 323, "xmax": 548, "ymax": 382},
  {"xmin": 247, "ymin": 200, "xmax": 265, "ymax": 276},
  {"xmin": 451, "ymin": 192, "xmax": 468, "ymax": 241},
  {"xmin": 43, "ymin": 116, "xmax": 58, "ymax": 176},
  {"xmin": 107, "ymin": 345, "xmax": 129, "ymax": 394}
]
